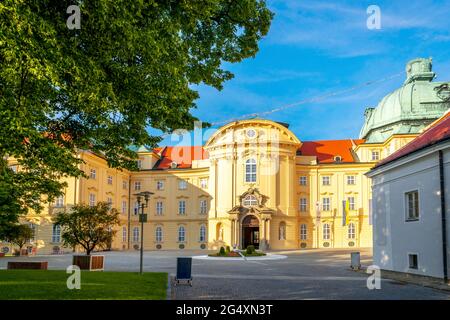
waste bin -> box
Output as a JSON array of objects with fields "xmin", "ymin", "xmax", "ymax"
[{"xmin": 175, "ymin": 257, "xmax": 192, "ymax": 286}]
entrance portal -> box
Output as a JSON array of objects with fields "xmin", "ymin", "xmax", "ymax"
[{"xmin": 242, "ymin": 215, "xmax": 259, "ymax": 249}]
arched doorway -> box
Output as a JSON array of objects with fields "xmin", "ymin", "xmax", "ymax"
[{"xmin": 242, "ymin": 215, "xmax": 259, "ymax": 249}]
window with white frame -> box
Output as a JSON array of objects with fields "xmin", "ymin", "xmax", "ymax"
[
  {"xmin": 52, "ymin": 224, "xmax": 61, "ymax": 243},
  {"xmin": 322, "ymin": 197, "xmax": 330, "ymax": 211},
  {"xmin": 299, "ymin": 176, "xmax": 307, "ymax": 186},
  {"xmin": 245, "ymin": 159, "xmax": 257, "ymax": 183},
  {"xmin": 107, "ymin": 175, "xmax": 113, "ymax": 185},
  {"xmin": 107, "ymin": 197, "xmax": 113, "ymax": 208},
  {"xmin": 28, "ymin": 223, "xmax": 36, "ymax": 243},
  {"xmin": 136, "ymin": 159, "xmax": 142, "ymax": 169},
  {"xmin": 178, "ymin": 226, "xmax": 186, "ymax": 242},
  {"xmin": 300, "ymin": 224, "xmax": 307, "ymax": 240},
  {"xmin": 155, "ymin": 226, "xmax": 163, "ymax": 242},
  {"xmin": 89, "ymin": 169, "xmax": 96, "ymax": 179},
  {"xmin": 156, "ymin": 201, "xmax": 163, "ymax": 215},
  {"xmin": 299, "ymin": 198, "xmax": 307, "ymax": 212},
  {"xmin": 323, "ymin": 223, "xmax": 330, "ymax": 240},
  {"xmin": 89, "ymin": 193, "xmax": 96, "ymax": 207},
  {"xmin": 200, "ymin": 200, "xmax": 208, "ymax": 214},
  {"xmin": 122, "ymin": 201, "xmax": 127, "ymax": 214},
  {"xmin": 243, "ymin": 195, "xmax": 258, "ymax": 207},
  {"xmin": 156, "ymin": 180, "xmax": 164, "ymax": 190},
  {"xmin": 122, "ymin": 180, "xmax": 127, "ymax": 190},
  {"xmin": 322, "ymin": 176, "xmax": 331, "ymax": 186},
  {"xmin": 279, "ymin": 222, "xmax": 286, "ymax": 240},
  {"xmin": 405, "ymin": 191, "xmax": 419, "ymax": 220},
  {"xmin": 122, "ymin": 227, "xmax": 127, "ymax": 242},
  {"xmin": 348, "ymin": 197, "xmax": 355, "ymax": 210},
  {"xmin": 133, "ymin": 227, "xmax": 139, "ymax": 242},
  {"xmin": 134, "ymin": 201, "xmax": 139, "ymax": 215},
  {"xmin": 200, "ymin": 178, "xmax": 208, "ymax": 189},
  {"xmin": 200, "ymin": 225, "xmax": 206, "ymax": 242},
  {"xmin": 134, "ymin": 181, "xmax": 141, "ymax": 191},
  {"xmin": 178, "ymin": 180, "xmax": 187, "ymax": 190},
  {"xmin": 371, "ymin": 150, "xmax": 380, "ymax": 161},
  {"xmin": 178, "ymin": 200, "xmax": 186, "ymax": 215},
  {"xmin": 347, "ymin": 175, "xmax": 356, "ymax": 185},
  {"xmin": 348, "ymin": 223, "xmax": 356, "ymax": 239},
  {"xmin": 55, "ymin": 195, "xmax": 64, "ymax": 207}
]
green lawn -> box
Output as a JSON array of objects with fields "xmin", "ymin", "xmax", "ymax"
[{"xmin": 0, "ymin": 270, "xmax": 167, "ymax": 300}]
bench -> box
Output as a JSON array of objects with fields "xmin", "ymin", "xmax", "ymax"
[{"xmin": 7, "ymin": 261, "xmax": 48, "ymax": 270}]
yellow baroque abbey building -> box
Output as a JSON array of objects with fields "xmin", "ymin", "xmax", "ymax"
[{"xmin": 2, "ymin": 58, "xmax": 449, "ymax": 255}]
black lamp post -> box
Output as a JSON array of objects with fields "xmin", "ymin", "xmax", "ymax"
[{"xmin": 134, "ymin": 191, "xmax": 154, "ymax": 275}]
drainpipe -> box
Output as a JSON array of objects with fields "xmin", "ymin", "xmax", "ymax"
[
  {"xmin": 439, "ymin": 150, "xmax": 448, "ymax": 282},
  {"xmin": 128, "ymin": 176, "xmax": 132, "ymax": 250}
]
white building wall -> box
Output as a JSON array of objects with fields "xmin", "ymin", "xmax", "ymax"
[{"xmin": 371, "ymin": 145, "xmax": 450, "ymax": 279}]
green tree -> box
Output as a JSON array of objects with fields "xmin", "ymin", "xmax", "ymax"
[
  {"xmin": 0, "ymin": 1, "xmax": 273, "ymax": 226},
  {"xmin": 3, "ymin": 224, "xmax": 34, "ymax": 255},
  {"xmin": 0, "ymin": 0, "xmax": 273, "ymax": 226},
  {"xmin": 54, "ymin": 202, "xmax": 120, "ymax": 255}
]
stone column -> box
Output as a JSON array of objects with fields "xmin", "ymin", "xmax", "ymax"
[{"xmin": 234, "ymin": 219, "xmax": 240, "ymax": 248}]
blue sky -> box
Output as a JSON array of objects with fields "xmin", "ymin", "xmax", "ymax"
[{"xmin": 160, "ymin": 0, "xmax": 450, "ymax": 146}]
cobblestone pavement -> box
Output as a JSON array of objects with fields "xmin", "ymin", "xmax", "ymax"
[{"xmin": 1, "ymin": 248, "xmax": 449, "ymax": 299}]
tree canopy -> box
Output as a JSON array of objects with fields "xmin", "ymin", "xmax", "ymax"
[{"xmin": 0, "ymin": 1, "xmax": 273, "ymax": 224}]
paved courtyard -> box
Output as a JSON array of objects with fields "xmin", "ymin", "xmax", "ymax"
[{"xmin": 1, "ymin": 248, "xmax": 449, "ymax": 299}]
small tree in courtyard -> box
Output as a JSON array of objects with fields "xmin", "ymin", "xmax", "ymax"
[
  {"xmin": 55, "ymin": 202, "xmax": 120, "ymax": 256},
  {"xmin": 4, "ymin": 224, "xmax": 34, "ymax": 255}
]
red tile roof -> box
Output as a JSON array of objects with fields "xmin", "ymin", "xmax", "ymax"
[
  {"xmin": 375, "ymin": 112, "xmax": 450, "ymax": 168},
  {"xmin": 299, "ymin": 139, "xmax": 365, "ymax": 163},
  {"xmin": 153, "ymin": 146, "xmax": 209, "ymax": 169}
]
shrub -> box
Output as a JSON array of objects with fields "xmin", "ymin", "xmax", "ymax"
[
  {"xmin": 226, "ymin": 246, "xmax": 231, "ymax": 253},
  {"xmin": 219, "ymin": 246, "xmax": 226, "ymax": 255},
  {"xmin": 246, "ymin": 245, "xmax": 255, "ymax": 254}
]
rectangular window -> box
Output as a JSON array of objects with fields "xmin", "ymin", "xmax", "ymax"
[
  {"xmin": 55, "ymin": 195, "xmax": 64, "ymax": 207},
  {"xmin": 408, "ymin": 254, "xmax": 418, "ymax": 269},
  {"xmin": 156, "ymin": 180, "xmax": 164, "ymax": 191},
  {"xmin": 323, "ymin": 224, "xmax": 330, "ymax": 240},
  {"xmin": 347, "ymin": 175, "xmax": 356, "ymax": 185},
  {"xmin": 300, "ymin": 224, "xmax": 307, "ymax": 240},
  {"xmin": 299, "ymin": 176, "xmax": 307, "ymax": 186},
  {"xmin": 348, "ymin": 197, "xmax": 355, "ymax": 211},
  {"xmin": 299, "ymin": 198, "xmax": 307, "ymax": 212},
  {"xmin": 178, "ymin": 180, "xmax": 187, "ymax": 190},
  {"xmin": 371, "ymin": 150, "xmax": 380, "ymax": 161},
  {"xmin": 178, "ymin": 200, "xmax": 186, "ymax": 215},
  {"xmin": 122, "ymin": 201, "xmax": 127, "ymax": 214},
  {"xmin": 89, "ymin": 193, "xmax": 96, "ymax": 207},
  {"xmin": 405, "ymin": 191, "xmax": 419, "ymax": 220},
  {"xmin": 52, "ymin": 225, "xmax": 61, "ymax": 243},
  {"xmin": 134, "ymin": 202, "xmax": 139, "ymax": 215},
  {"xmin": 122, "ymin": 227, "xmax": 127, "ymax": 242},
  {"xmin": 136, "ymin": 160, "xmax": 142, "ymax": 169},
  {"xmin": 89, "ymin": 169, "xmax": 96, "ymax": 179},
  {"xmin": 200, "ymin": 178, "xmax": 208, "ymax": 189},
  {"xmin": 122, "ymin": 180, "xmax": 127, "ymax": 190},
  {"xmin": 134, "ymin": 181, "xmax": 141, "ymax": 191},
  {"xmin": 200, "ymin": 200, "xmax": 208, "ymax": 214},
  {"xmin": 322, "ymin": 176, "xmax": 331, "ymax": 186},
  {"xmin": 107, "ymin": 197, "xmax": 113, "ymax": 208},
  {"xmin": 245, "ymin": 159, "xmax": 257, "ymax": 183},
  {"xmin": 107, "ymin": 175, "xmax": 113, "ymax": 185},
  {"xmin": 133, "ymin": 227, "xmax": 139, "ymax": 242},
  {"xmin": 322, "ymin": 197, "xmax": 330, "ymax": 211},
  {"xmin": 156, "ymin": 201, "xmax": 163, "ymax": 216}
]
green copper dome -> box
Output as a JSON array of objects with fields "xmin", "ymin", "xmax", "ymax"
[{"xmin": 360, "ymin": 58, "xmax": 450, "ymax": 143}]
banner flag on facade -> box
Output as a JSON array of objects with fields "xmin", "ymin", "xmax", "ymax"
[{"xmin": 342, "ymin": 200, "xmax": 350, "ymax": 226}]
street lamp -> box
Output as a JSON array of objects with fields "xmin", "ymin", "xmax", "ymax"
[{"xmin": 134, "ymin": 191, "xmax": 154, "ymax": 275}]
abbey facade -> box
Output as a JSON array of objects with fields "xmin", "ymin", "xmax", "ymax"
[{"xmin": 2, "ymin": 58, "xmax": 449, "ymax": 255}]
